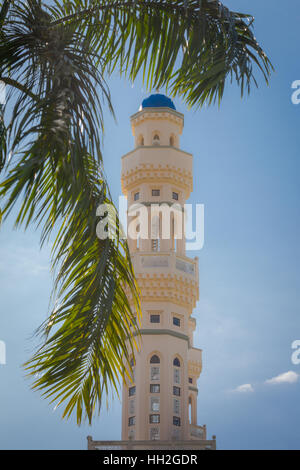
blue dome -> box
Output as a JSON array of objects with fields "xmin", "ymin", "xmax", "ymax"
[{"xmin": 142, "ymin": 93, "xmax": 176, "ymax": 110}]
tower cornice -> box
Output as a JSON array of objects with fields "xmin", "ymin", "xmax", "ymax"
[
  {"xmin": 122, "ymin": 146, "xmax": 192, "ymax": 160},
  {"xmin": 130, "ymin": 107, "xmax": 184, "ymax": 136},
  {"xmin": 121, "ymin": 147, "xmax": 193, "ymax": 197},
  {"xmin": 124, "ymin": 271, "xmax": 199, "ymax": 313}
]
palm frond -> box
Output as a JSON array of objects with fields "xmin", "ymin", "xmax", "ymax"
[
  {"xmin": 23, "ymin": 156, "xmax": 140, "ymax": 424},
  {"xmin": 0, "ymin": 0, "xmax": 272, "ymax": 424},
  {"xmin": 50, "ymin": 0, "xmax": 273, "ymax": 106},
  {"xmin": 0, "ymin": 0, "xmax": 140, "ymax": 424}
]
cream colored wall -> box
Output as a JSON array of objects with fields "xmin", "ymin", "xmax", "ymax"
[
  {"xmin": 121, "ymin": 105, "xmax": 202, "ymax": 443},
  {"xmin": 122, "ymin": 147, "xmax": 193, "ymax": 200},
  {"xmin": 127, "ymin": 181, "xmax": 187, "ymax": 207},
  {"xmin": 122, "ymin": 327, "xmax": 190, "ymax": 440},
  {"xmin": 136, "ymin": 301, "xmax": 191, "ymax": 334},
  {"xmin": 131, "ymin": 109, "xmax": 183, "ymax": 147}
]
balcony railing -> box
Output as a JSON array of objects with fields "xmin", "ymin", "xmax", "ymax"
[
  {"xmin": 134, "ymin": 252, "xmax": 198, "ymax": 278},
  {"xmin": 176, "ymin": 258, "xmax": 195, "ymax": 275},
  {"xmin": 190, "ymin": 424, "xmax": 207, "ymax": 440},
  {"xmin": 87, "ymin": 436, "xmax": 216, "ymax": 451},
  {"xmin": 141, "ymin": 255, "xmax": 169, "ymax": 268}
]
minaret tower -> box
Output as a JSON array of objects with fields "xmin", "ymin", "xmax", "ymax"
[{"xmin": 121, "ymin": 94, "xmax": 205, "ymax": 443}]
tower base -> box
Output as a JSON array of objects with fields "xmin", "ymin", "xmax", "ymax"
[{"xmin": 87, "ymin": 436, "xmax": 216, "ymax": 451}]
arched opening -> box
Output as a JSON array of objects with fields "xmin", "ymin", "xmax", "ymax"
[
  {"xmin": 138, "ymin": 135, "xmax": 144, "ymax": 146},
  {"xmin": 129, "ymin": 356, "xmax": 135, "ymax": 383},
  {"xmin": 170, "ymin": 135, "xmax": 175, "ymax": 146},
  {"xmin": 152, "ymin": 134, "xmax": 160, "ymax": 146},
  {"xmin": 151, "ymin": 214, "xmax": 160, "ymax": 252},
  {"xmin": 150, "ymin": 354, "xmax": 160, "ymax": 364},
  {"xmin": 171, "ymin": 216, "xmax": 175, "ymax": 251},
  {"xmin": 173, "ymin": 357, "xmax": 180, "ymax": 367},
  {"xmin": 171, "ymin": 208, "xmax": 182, "ymax": 252},
  {"xmin": 150, "ymin": 354, "xmax": 160, "ymax": 382},
  {"xmin": 136, "ymin": 224, "xmax": 140, "ymax": 250},
  {"xmin": 173, "ymin": 357, "xmax": 181, "ymax": 385},
  {"xmin": 188, "ymin": 395, "xmax": 196, "ymax": 425}
]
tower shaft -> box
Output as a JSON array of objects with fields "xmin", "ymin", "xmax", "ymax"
[{"xmin": 121, "ymin": 101, "xmax": 203, "ymax": 443}]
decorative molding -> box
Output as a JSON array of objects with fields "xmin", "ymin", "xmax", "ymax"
[
  {"xmin": 135, "ymin": 328, "xmax": 190, "ymax": 343},
  {"xmin": 188, "ymin": 361, "xmax": 202, "ymax": 378},
  {"xmin": 122, "ymin": 146, "xmax": 192, "ymax": 159},
  {"xmin": 127, "ymin": 272, "xmax": 199, "ymax": 311},
  {"xmin": 130, "ymin": 108, "xmax": 184, "ymax": 135},
  {"xmin": 121, "ymin": 166, "xmax": 192, "ymax": 196}
]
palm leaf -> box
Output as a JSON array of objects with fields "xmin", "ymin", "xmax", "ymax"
[
  {"xmin": 50, "ymin": 0, "xmax": 273, "ymax": 106},
  {"xmin": 0, "ymin": 0, "xmax": 140, "ymax": 424},
  {"xmin": 0, "ymin": 0, "xmax": 272, "ymax": 424}
]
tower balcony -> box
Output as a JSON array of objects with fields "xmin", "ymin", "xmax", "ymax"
[
  {"xmin": 121, "ymin": 146, "xmax": 193, "ymax": 199},
  {"xmin": 188, "ymin": 346, "xmax": 202, "ymax": 378},
  {"xmin": 190, "ymin": 424, "xmax": 207, "ymax": 440},
  {"xmin": 129, "ymin": 251, "xmax": 199, "ymax": 311},
  {"xmin": 131, "ymin": 251, "xmax": 198, "ymax": 280}
]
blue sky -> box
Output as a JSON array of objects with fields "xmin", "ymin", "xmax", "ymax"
[{"xmin": 0, "ymin": 0, "xmax": 299, "ymax": 450}]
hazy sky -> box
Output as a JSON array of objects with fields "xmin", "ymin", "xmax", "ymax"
[{"xmin": 0, "ymin": 0, "xmax": 299, "ymax": 450}]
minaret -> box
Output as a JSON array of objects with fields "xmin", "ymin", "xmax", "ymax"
[{"xmin": 121, "ymin": 94, "xmax": 204, "ymax": 443}]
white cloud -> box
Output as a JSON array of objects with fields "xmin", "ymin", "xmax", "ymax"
[
  {"xmin": 233, "ymin": 383, "xmax": 254, "ymax": 393},
  {"xmin": 265, "ymin": 370, "xmax": 299, "ymax": 385}
]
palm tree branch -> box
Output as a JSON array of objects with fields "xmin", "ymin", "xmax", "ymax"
[
  {"xmin": 0, "ymin": 0, "xmax": 273, "ymax": 424},
  {"xmin": 0, "ymin": 0, "xmax": 140, "ymax": 424},
  {"xmin": 48, "ymin": 1, "xmax": 273, "ymax": 106}
]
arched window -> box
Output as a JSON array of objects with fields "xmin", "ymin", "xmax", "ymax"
[
  {"xmin": 170, "ymin": 135, "xmax": 175, "ymax": 146},
  {"xmin": 151, "ymin": 214, "xmax": 160, "ymax": 252},
  {"xmin": 150, "ymin": 354, "xmax": 160, "ymax": 364},
  {"xmin": 138, "ymin": 135, "xmax": 144, "ymax": 146},
  {"xmin": 152, "ymin": 134, "xmax": 160, "ymax": 146},
  {"xmin": 188, "ymin": 395, "xmax": 196, "ymax": 425},
  {"xmin": 136, "ymin": 224, "xmax": 140, "ymax": 250},
  {"xmin": 173, "ymin": 357, "xmax": 180, "ymax": 367},
  {"xmin": 129, "ymin": 357, "xmax": 135, "ymax": 383},
  {"xmin": 173, "ymin": 357, "xmax": 181, "ymax": 384}
]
